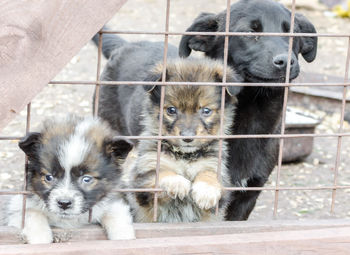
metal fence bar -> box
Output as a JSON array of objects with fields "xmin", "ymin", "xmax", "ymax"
[
  {"xmin": 2, "ymin": 133, "xmax": 350, "ymax": 142},
  {"xmin": 3, "ymin": 184, "xmax": 350, "ymax": 196},
  {"xmin": 21, "ymin": 103, "xmax": 31, "ymax": 229},
  {"xmin": 330, "ymin": 36, "xmax": 350, "ymax": 213},
  {"xmin": 48, "ymin": 80, "xmax": 350, "ymax": 87},
  {"xmin": 214, "ymin": 0, "xmax": 231, "ymax": 216},
  {"xmin": 100, "ymin": 30, "xmax": 350, "ymax": 38},
  {"xmin": 88, "ymin": 29, "xmax": 104, "ymax": 223},
  {"xmin": 93, "ymin": 30, "xmax": 103, "ymax": 117},
  {"xmin": 273, "ymin": 0, "xmax": 296, "ymax": 218},
  {"xmin": 152, "ymin": 0, "xmax": 171, "ymax": 222}
]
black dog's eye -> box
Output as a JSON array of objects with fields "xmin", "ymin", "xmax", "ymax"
[
  {"xmin": 282, "ymin": 21, "xmax": 290, "ymax": 33},
  {"xmin": 201, "ymin": 107, "xmax": 212, "ymax": 117},
  {"xmin": 82, "ymin": 175, "xmax": 93, "ymax": 184},
  {"xmin": 45, "ymin": 174, "xmax": 54, "ymax": 182},
  {"xmin": 250, "ymin": 20, "xmax": 262, "ymax": 32},
  {"xmin": 166, "ymin": 106, "xmax": 177, "ymax": 115}
]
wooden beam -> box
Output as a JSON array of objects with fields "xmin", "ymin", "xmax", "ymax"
[
  {"xmin": 1, "ymin": 226, "xmax": 350, "ymax": 255},
  {"xmin": 0, "ymin": 0, "xmax": 127, "ymax": 131},
  {"xmin": 2, "ymin": 220, "xmax": 350, "ymax": 244}
]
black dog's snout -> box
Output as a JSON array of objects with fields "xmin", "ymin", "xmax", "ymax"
[
  {"xmin": 57, "ymin": 199, "xmax": 72, "ymax": 210},
  {"xmin": 182, "ymin": 138, "xmax": 194, "ymax": 143},
  {"xmin": 272, "ymin": 54, "xmax": 295, "ymax": 70}
]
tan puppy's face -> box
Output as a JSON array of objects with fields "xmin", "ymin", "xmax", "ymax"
[
  {"xmin": 162, "ymin": 86, "xmax": 222, "ymax": 152},
  {"xmin": 144, "ymin": 59, "xmax": 241, "ymax": 153}
]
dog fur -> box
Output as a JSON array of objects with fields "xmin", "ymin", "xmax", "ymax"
[
  {"xmin": 6, "ymin": 115, "xmax": 135, "ymax": 243},
  {"xmin": 178, "ymin": 0, "xmax": 318, "ymax": 220},
  {"xmin": 91, "ymin": 32, "xmax": 243, "ymax": 222},
  {"xmin": 124, "ymin": 60, "xmax": 240, "ymax": 222}
]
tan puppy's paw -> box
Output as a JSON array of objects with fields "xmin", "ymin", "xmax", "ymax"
[
  {"xmin": 191, "ymin": 181, "xmax": 222, "ymax": 210},
  {"xmin": 159, "ymin": 175, "xmax": 191, "ymax": 200}
]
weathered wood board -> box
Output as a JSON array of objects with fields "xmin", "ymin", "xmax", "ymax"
[
  {"xmin": 0, "ymin": 0, "xmax": 127, "ymax": 131},
  {"xmin": 1, "ymin": 220, "xmax": 350, "ymax": 254}
]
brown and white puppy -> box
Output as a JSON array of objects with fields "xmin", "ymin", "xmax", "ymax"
[
  {"xmin": 123, "ymin": 59, "xmax": 241, "ymax": 222},
  {"xmin": 6, "ymin": 116, "xmax": 135, "ymax": 244}
]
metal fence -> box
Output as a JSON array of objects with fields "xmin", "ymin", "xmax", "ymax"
[{"xmin": 0, "ymin": 0, "xmax": 349, "ymax": 229}]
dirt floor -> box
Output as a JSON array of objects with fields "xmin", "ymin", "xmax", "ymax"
[{"xmin": 0, "ymin": 0, "xmax": 350, "ymax": 222}]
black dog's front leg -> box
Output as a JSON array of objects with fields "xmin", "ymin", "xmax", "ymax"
[{"xmin": 225, "ymin": 177, "xmax": 266, "ymax": 221}]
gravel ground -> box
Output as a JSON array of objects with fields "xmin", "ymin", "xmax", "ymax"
[{"xmin": 1, "ymin": 0, "xmax": 349, "ymax": 223}]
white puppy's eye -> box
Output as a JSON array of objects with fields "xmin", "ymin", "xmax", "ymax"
[
  {"xmin": 45, "ymin": 174, "xmax": 54, "ymax": 182},
  {"xmin": 82, "ymin": 175, "xmax": 93, "ymax": 184}
]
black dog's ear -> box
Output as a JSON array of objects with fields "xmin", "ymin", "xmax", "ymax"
[
  {"xmin": 214, "ymin": 69, "xmax": 243, "ymax": 97},
  {"xmin": 295, "ymin": 13, "xmax": 318, "ymax": 63},
  {"xmin": 104, "ymin": 138, "xmax": 133, "ymax": 160},
  {"xmin": 179, "ymin": 12, "xmax": 218, "ymax": 57},
  {"xmin": 18, "ymin": 132, "xmax": 42, "ymax": 160}
]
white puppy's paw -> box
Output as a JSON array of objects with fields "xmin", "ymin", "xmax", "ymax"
[
  {"xmin": 191, "ymin": 181, "xmax": 222, "ymax": 210},
  {"xmin": 22, "ymin": 226, "xmax": 53, "ymax": 244},
  {"xmin": 159, "ymin": 175, "xmax": 191, "ymax": 200},
  {"xmin": 107, "ymin": 224, "xmax": 136, "ymax": 240}
]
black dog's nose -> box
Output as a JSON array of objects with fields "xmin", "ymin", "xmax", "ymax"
[
  {"xmin": 182, "ymin": 138, "xmax": 194, "ymax": 143},
  {"xmin": 273, "ymin": 54, "xmax": 295, "ymax": 69},
  {"xmin": 57, "ymin": 200, "xmax": 72, "ymax": 210}
]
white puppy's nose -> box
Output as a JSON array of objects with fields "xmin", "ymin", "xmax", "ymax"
[{"xmin": 57, "ymin": 199, "xmax": 72, "ymax": 210}]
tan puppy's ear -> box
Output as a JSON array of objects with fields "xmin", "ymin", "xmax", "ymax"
[
  {"xmin": 214, "ymin": 69, "xmax": 243, "ymax": 97},
  {"xmin": 143, "ymin": 69, "xmax": 170, "ymax": 92}
]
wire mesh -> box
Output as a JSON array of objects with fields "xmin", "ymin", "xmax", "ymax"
[{"xmin": 0, "ymin": 0, "xmax": 349, "ymax": 229}]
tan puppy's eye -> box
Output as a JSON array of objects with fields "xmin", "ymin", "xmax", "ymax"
[
  {"xmin": 201, "ymin": 107, "xmax": 212, "ymax": 117},
  {"xmin": 166, "ymin": 106, "xmax": 177, "ymax": 115}
]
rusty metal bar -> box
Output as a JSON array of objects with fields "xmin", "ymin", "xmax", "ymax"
[
  {"xmin": 109, "ymin": 133, "xmax": 350, "ymax": 139},
  {"xmin": 3, "ymin": 184, "xmax": 350, "ymax": 196},
  {"xmin": 21, "ymin": 103, "xmax": 31, "ymax": 229},
  {"xmin": 100, "ymin": 30, "xmax": 350, "ymax": 38},
  {"xmin": 273, "ymin": 0, "xmax": 296, "ymax": 218},
  {"xmin": 89, "ymin": 29, "xmax": 104, "ymax": 223},
  {"xmin": 0, "ymin": 191, "xmax": 32, "ymax": 195},
  {"xmin": 152, "ymin": 0, "xmax": 171, "ymax": 222},
  {"xmin": 93, "ymin": 30, "xmax": 103, "ymax": 117},
  {"xmin": 48, "ymin": 80, "xmax": 350, "ymax": 87},
  {"xmin": 330, "ymin": 36, "xmax": 350, "ymax": 213},
  {"xmin": 0, "ymin": 136, "xmax": 22, "ymax": 140},
  {"xmin": 215, "ymin": 0, "xmax": 231, "ymax": 216},
  {"xmin": 2, "ymin": 133, "xmax": 350, "ymax": 142}
]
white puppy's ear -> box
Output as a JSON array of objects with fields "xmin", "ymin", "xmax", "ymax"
[
  {"xmin": 104, "ymin": 138, "xmax": 133, "ymax": 160},
  {"xmin": 18, "ymin": 132, "xmax": 42, "ymax": 160}
]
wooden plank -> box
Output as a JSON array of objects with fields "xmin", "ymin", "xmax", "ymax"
[
  {"xmin": 1, "ymin": 227, "xmax": 350, "ymax": 255},
  {"xmin": 2, "ymin": 220, "xmax": 350, "ymax": 244},
  {"xmin": 0, "ymin": 0, "xmax": 127, "ymax": 131}
]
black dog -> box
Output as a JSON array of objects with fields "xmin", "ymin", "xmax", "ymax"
[{"xmin": 179, "ymin": 0, "xmax": 317, "ymax": 220}]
